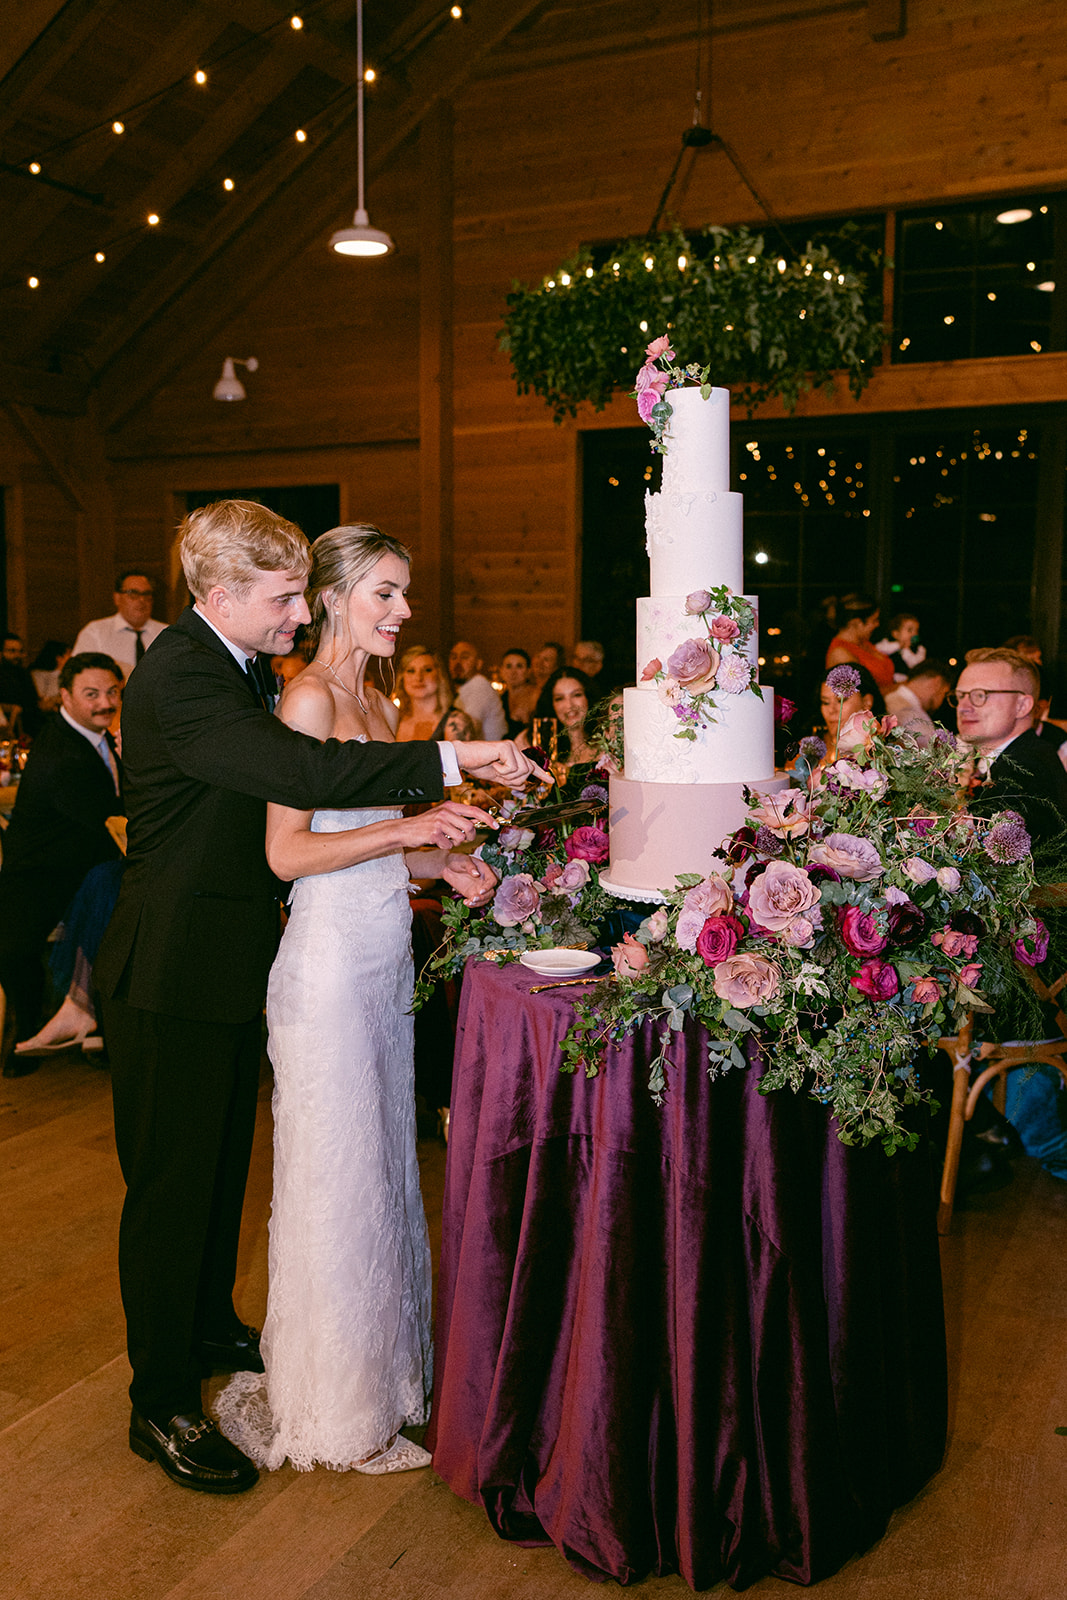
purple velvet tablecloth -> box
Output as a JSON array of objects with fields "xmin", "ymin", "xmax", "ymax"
[{"xmin": 426, "ymin": 959, "xmax": 947, "ymax": 1592}]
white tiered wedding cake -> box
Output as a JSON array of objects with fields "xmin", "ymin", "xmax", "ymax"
[{"xmin": 605, "ymin": 379, "xmax": 785, "ymax": 897}]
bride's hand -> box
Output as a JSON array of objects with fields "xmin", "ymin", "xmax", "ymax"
[
  {"xmin": 452, "ymin": 740, "xmax": 550, "ymax": 787},
  {"xmin": 401, "ymin": 800, "xmax": 498, "ymax": 851},
  {"xmin": 441, "ymin": 852, "xmax": 499, "ymax": 907}
]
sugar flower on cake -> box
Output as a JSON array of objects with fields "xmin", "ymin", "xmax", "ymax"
[
  {"xmin": 715, "ymin": 653, "xmax": 753, "ymax": 695},
  {"xmin": 667, "ymin": 638, "xmax": 720, "ymax": 691}
]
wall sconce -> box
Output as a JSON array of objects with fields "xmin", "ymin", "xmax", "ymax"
[{"xmin": 213, "ymin": 356, "xmax": 258, "ymax": 401}]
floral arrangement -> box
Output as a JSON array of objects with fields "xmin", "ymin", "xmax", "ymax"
[
  {"xmin": 417, "ymin": 667, "xmax": 1050, "ymax": 1156},
  {"xmin": 633, "ymin": 333, "xmax": 712, "ymax": 452},
  {"xmin": 641, "ymin": 584, "xmax": 762, "ymax": 738}
]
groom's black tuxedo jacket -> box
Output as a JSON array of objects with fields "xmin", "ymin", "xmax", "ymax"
[{"xmin": 95, "ymin": 606, "xmax": 443, "ymax": 1024}]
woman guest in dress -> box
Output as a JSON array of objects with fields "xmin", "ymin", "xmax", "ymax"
[
  {"xmin": 215, "ymin": 525, "xmax": 498, "ymax": 1476},
  {"xmin": 530, "ymin": 667, "xmax": 598, "ymax": 773},
  {"xmin": 825, "ymin": 592, "xmax": 896, "ymax": 695},
  {"xmin": 499, "ymin": 647, "xmax": 537, "ymax": 737},
  {"xmin": 817, "ymin": 664, "xmax": 885, "ymax": 764},
  {"xmin": 395, "ymin": 645, "xmax": 454, "ymax": 742}
]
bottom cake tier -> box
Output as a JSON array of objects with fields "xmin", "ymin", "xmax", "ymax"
[{"xmin": 605, "ymin": 772, "xmax": 790, "ymax": 898}]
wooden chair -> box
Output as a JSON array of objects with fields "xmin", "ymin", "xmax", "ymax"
[{"xmin": 937, "ymin": 894, "xmax": 1067, "ymax": 1232}]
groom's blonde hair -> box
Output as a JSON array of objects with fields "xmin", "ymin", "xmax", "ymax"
[{"xmin": 179, "ymin": 499, "xmax": 310, "ymax": 600}]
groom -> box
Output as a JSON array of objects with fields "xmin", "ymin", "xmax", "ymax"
[{"xmin": 96, "ymin": 500, "xmax": 540, "ymax": 1494}]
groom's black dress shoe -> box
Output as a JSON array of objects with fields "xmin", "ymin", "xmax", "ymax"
[
  {"xmin": 129, "ymin": 1410, "xmax": 258, "ymax": 1493},
  {"xmin": 198, "ymin": 1323, "xmax": 265, "ymax": 1376}
]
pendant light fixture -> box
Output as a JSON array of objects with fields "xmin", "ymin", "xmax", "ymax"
[{"xmin": 329, "ymin": 0, "xmax": 394, "ymax": 257}]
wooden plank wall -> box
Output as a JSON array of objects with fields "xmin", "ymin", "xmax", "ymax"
[{"xmin": 14, "ymin": 0, "xmax": 1067, "ymax": 664}]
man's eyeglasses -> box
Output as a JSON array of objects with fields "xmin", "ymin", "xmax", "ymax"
[
  {"xmin": 119, "ymin": 588, "xmax": 153, "ymax": 598},
  {"xmin": 946, "ymin": 688, "xmax": 1020, "ymax": 708}
]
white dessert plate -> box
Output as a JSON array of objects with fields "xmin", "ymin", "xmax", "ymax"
[{"xmin": 519, "ymin": 949, "xmax": 601, "ymax": 979}]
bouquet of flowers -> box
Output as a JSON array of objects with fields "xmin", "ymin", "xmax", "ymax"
[
  {"xmin": 633, "ymin": 334, "xmax": 712, "ymax": 452},
  {"xmin": 640, "ymin": 585, "xmax": 763, "ymax": 739}
]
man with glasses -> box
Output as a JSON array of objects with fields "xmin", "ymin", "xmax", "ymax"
[
  {"xmin": 74, "ymin": 572, "xmax": 166, "ymax": 681},
  {"xmin": 952, "ymin": 646, "xmax": 1067, "ymax": 844}
]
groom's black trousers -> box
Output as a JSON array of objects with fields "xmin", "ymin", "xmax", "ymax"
[{"xmin": 103, "ymin": 988, "xmax": 260, "ymax": 1422}]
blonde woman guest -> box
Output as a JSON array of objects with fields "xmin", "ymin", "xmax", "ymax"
[{"xmin": 395, "ymin": 646, "xmax": 453, "ymax": 743}]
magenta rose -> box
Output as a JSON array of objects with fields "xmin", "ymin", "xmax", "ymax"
[
  {"xmin": 712, "ymin": 952, "xmax": 781, "ymax": 1008},
  {"xmin": 695, "ymin": 913, "xmax": 745, "ymax": 967},
  {"xmin": 1014, "ymin": 919, "xmax": 1050, "ymax": 967},
  {"xmin": 850, "ymin": 958, "xmax": 899, "ymax": 1000},
  {"xmin": 611, "ymin": 933, "xmax": 649, "ymax": 977},
  {"xmin": 709, "ymin": 613, "xmax": 741, "ymax": 644},
  {"xmin": 774, "ymin": 694, "xmax": 798, "ymax": 726},
  {"xmin": 838, "ymin": 905, "xmax": 888, "ymax": 958},
  {"xmin": 911, "ymin": 976, "xmax": 942, "ymax": 1004},
  {"xmin": 667, "ymin": 637, "xmax": 720, "ymax": 690},
  {"xmin": 565, "ymin": 825, "xmax": 609, "ymax": 865},
  {"xmin": 685, "ymin": 589, "xmax": 713, "ymax": 615},
  {"xmin": 491, "ymin": 872, "xmax": 541, "ymax": 927},
  {"xmin": 747, "ymin": 860, "xmax": 820, "ymax": 933}
]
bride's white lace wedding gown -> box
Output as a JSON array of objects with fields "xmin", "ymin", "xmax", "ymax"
[{"xmin": 215, "ymin": 807, "xmax": 433, "ymax": 1471}]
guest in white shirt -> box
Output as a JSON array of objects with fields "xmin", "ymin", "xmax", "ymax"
[
  {"xmin": 74, "ymin": 572, "xmax": 166, "ymax": 681},
  {"xmin": 884, "ymin": 661, "xmax": 952, "ymax": 747},
  {"xmin": 448, "ymin": 639, "xmax": 506, "ymax": 740}
]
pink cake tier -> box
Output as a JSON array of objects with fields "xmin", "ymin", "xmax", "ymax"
[{"xmin": 605, "ymin": 773, "xmax": 790, "ymax": 900}]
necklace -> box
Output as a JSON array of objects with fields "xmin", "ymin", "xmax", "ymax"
[{"xmin": 325, "ymin": 661, "xmax": 368, "ymax": 713}]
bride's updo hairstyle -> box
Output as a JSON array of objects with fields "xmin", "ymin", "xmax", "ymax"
[{"xmin": 305, "ymin": 523, "xmax": 412, "ymax": 654}]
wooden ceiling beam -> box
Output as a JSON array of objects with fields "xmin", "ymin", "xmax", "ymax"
[
  {"xmin": 0, "ymin": 0, "xmax": 126, "ymax": 139},
  {"xmin": 0, "ymin": 0, "xmax": 74, "ymax": 85},
  {"xmin": 93, "ymin": 0, "xmax": 549, "ymax": 432},
  {"xmin": 0, "ymin": 361, "xmax": 88, "ymax": 415}
]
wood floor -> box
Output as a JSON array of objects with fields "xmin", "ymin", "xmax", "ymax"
[{"xmin": 2, "ymin": 1052, "xmax": 1066, "ymax": 1600}]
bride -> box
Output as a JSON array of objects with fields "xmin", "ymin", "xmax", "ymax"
[{"xmin": 216, "ymin": 524, "xmax": 498, "ymax": 1475}]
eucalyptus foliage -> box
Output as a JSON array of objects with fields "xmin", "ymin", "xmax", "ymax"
[{"xmin": 500, "ymin": 224, "xmax": 884, "ymax": 418}]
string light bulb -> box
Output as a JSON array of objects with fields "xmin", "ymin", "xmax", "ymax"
[
  {"xmin": 363, "ymin": 67, "xmax": 376, "ymax": 83},
  {"xmin": 112, "ymin": 120, "xmax": 125, "ymax": 134},
  {"xmin": 28, "ymin": 276, "xmax": 39, "ymax": 288},
  {"xmin": 290, "ymin": 14, "xmax": 303, "ymax": 28},
  {"xmin": 29, "ymin": 161, "xmax": 41, "ymax": 174},
  {"xmin": 95, "ymin": 251, "xmax": 106, "ymax": 262},
  {"xmin": 451, "ymin": 4, "xmax": 463, "ymax": 15},
  {"xmin": 223, "ymin": 177, "xmax": 234, "ymax": 191},
  {"xmin": 147, "ymin": 213, "xmax": 160, "ymax": 226},
  {"xmin": 194, "ymin": 69, "xmax": 207, "ymax": 84},
  {"xmin": 295, "ymin": 128, "xmax": 307, "ymax": 142}
]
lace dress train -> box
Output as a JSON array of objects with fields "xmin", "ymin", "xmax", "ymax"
[{"xmin": 215, "ymin": 808, "xmax": 432, "ymax": 1471}]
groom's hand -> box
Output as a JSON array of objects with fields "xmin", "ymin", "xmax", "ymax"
[
  {"xmin": 453, "ymin": 740, "xmax": 550, "ymax": 786},
  {"xmin": 412, "ymin": 800, "xmax": 498, "ymax": 850}
]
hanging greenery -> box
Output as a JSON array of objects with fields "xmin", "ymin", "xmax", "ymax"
[{"xmin": 500, "ymin": 224, "xmax": 885, "ymax": 419}]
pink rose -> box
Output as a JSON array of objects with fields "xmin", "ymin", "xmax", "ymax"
[
  {"xmin": 637, "ymin": 387, "xmax": 661, "ymax": 425},
  {"xmin": 635, "ymin": 360, "xmax": 669, "ymax": 395},
  {"xmin": 645, "ymin": 907, "xmax": 670, "ymax": 941},
  {"xmin": 695, "ymin": 913, "xmax": 744, "ymax": 967},
  {"xmin": 685, "ymin": 590, "xmax": 713, "ymax": 615},
  {"xmin": 807, "ymin": 832, "xmax": 884, "ymax": 882},
  {"xmin": 958, "ymin": 962, "xmax": 983, "ymax": 988},
  {"xmin": 709, "ymin": 614, "xmax": 741, "ymax": 644},
  {"xmin": 1014, "ymin": 920, "xmax": 1049, "ymax": 967},
  {"xmin": 839, "ymin": 905, "xmax": 889, "ymax": 958},
  {"xmin": 903, "ymin": 856, "xmax": 937, "ymax": 885},
  {"xmin": 781, "ymin": 917, "xmax": 815, "ymax": 949},
  {"xmin": 747, "ymin": 860, "xmax": 820, "ymax": 933},
  {"xmin": 611, "ymin": 933, "xmax": 649, "ymax": 977},
  {"xmin": 850, "ymin": 958, "xmax": 899, "ymax": 1000},
  {"xmin": 565, "ymin": 825, "xmax": 609, "ymax": 865},
  {"xmin": 837, "ymin": 711, "xmax": 879, "ymax": 754},
  {"xmin": 911, "ymin": 976, "xmax": 942, "ymax": 1004},
  {"xmin": 641, "ymin": 657, "xmax": 662, "ymax": 681},
  {"xmin": 936, "ymin": 866, "xmax": 961, "ymax": 893},
  {"xmin": 645, "ymin": 334, "xmax": 675, "ymax": 361},
  {"xmin": 557, "ymin": 859, "xmax": 591, "ymax": 894},
  {"xmin": 931, "ymin": 927, "xmax": 978, "ymax": 958},
  {"xmin": 491, "ymin": 873, "xmax": 541, "ymax": 927},
  {"xmin": 748, "ymin": 789, "xmax": 809, "ymax": 838},
  {"xmin": 682, "ymin": 873, "xmax": 735, "ymax": 919},
  {"xmin": 667, "ymin": 637, "xmax": 720, "ymax": 691},
  {"xmin": 712, "ymin": 952, "xmax": 781, "ymax": 1008}
]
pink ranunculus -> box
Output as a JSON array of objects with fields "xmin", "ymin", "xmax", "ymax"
[
  {"xmin": 1014, "ymin": 919, "xmax": 1050, "ymax": 967},
  {"xmin": 903, "ymin": 855, "xmax": 938, "ymax": 885},
  {"xmin": 712, "ymin": 952, "xmax": 781, "ymax": 1008},
  {"xmin": 682, "ymin": 873, "xmax": 735, "ymax": 919},
  {"xmin": 850, "ymin": 958, "xmax": 900, "ymax": 1000},
  {"xmin": 634, "ymin": 360, "xmax": 669, "ymax": 394},
  {"xmin": 641, "ymin": 657, "xmax": 662, "ymax": 681},
  {"xmin": 491, "ymin": 873, "xmax": 541, "ymax": 927},
  {"xmin": 747, "ymin": 859, "xmax": 820, "ymax": 933},
  {"xmin": 695, "ymin": 913, "xmax": 745, "ymax": 967},
  {"xmin": 709, "ymin": 613, "xmax": 741, "ymax": 644},
  {"xmin": 685, "ymin": 589, "xmax": 713, "ymax": 615},
  {"xmin": 749, "ymin": 788, "xmax": 809, "ymax": 838},
  {"xmin": 565, "ymin": 824, "xmax": 609, "ymax": 865},
  {"xmin": 716, "ymin": 654, "xmax": 752, "ymax": 695},
  {"xmin": 645, "ymin": 334, "xmax": 675, "ymax": 361},
  {"xmin": 611, "ymin": 933, "xmax": 649, "ymax": 977},
  {"xmin": 645, "ymin": 907, "xmax": 670, "ymax": 941},
  {"xmin": 807, "ymin": 832, "xmax": 884, "ymax": 882},
  {"xmin": 936, "ymin": 866, "xmax": 961, "ymax": 893},
  {"xmin": 667, "ymin": 637, "xmax": 720, "ymax": 691},
  {"xmin": 958, "ymin": 962, "xmax": 983, "ymax": 988},
  {"xmin": 839, "ymin": 905, "xmax": 889, "ymax": 958},
  {"xmin": 837, "ymin": 710, "xmax": 880, "ymax": 755},
  {"xmin": 911, "ymin": 976, "xmax": 942, "ymax": 1005},
  {"xmin": 781, "ymin": 916, "xmax": 816, "ymax": 949}
]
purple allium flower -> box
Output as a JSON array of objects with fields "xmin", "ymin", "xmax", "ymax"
[
  {"xmin": 983, "ymin": 812, "xmax": 1032, "ymax": 864},
  {"xmin": 754, "ymin": 825, "xmax": 786, "ymax": 857},
  {"xmin": 580, "ymin": 783, "xmax": 609, "ymax": 806},
  {"xmin": 826, "ymin": 664, "xmax": 862, "ymax": 699},
  {"xmin": 798, "ymin": 735, "xmax": 827, "ymax": 763}
]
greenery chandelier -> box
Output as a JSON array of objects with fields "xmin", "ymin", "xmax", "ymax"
[{"xmin": 500, "ymin": 224, "xmax": 884, "ymax": 419}]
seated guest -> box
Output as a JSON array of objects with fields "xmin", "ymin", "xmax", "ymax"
[
  {"xmin": 817, "ymin": 665, "xmax": 885, "ymax": 764},
  {"xmin": 0, "ymin": 653, "xmax": 125, "ymax": 1076},
  {"xmin": 14, "ymin": 857, "xmax": 126, "ymax": 1056},
  {"xmin": 395, "ymin": 645, "xmax": 454, "ymax": 742},
  {"xmin": 826, "ymin": 593, "xmax": 896, "ymax": 695},
  {"xmin": 73, "ymin": 571, "xmax": 165, "ymax": 681},
  {"xmin": 571, "ymin": 640, "xmax": 606, "ymax": 682},
  {"xmin": 0, "ymin": 633, "xmax": 44, "ymax": 735},
  {"xmin": 885, "ymin": 660, "xmax": 953, "ymax": 746},
  {"xmin": 875, "ymin": 612, "xmax": 926, "ymax": 680},
  {"xmin": 530, "ymin": 640, "xmax": 565, "ymax": 696},
  {"xmin": 953, "ymin": 646, "xmax": 1067, "ymax": 845},
  {"xmin": 30, "ymin": 640, "xmax": 71, "ymax": 711},
  {"xmin": 499, "ymin": 647, "xmax": 537, "ymax": 737},
  {"xmin": 531, "ymin": 667, "xmax": 598, "ymax": 770},
  {"xmin": 448, "ymin": 640, "xmax": 506, "ymax": 740}
]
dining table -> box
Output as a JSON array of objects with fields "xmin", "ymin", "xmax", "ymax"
[{"xmin": 426, "ymin": 957, "xmax": 948, "ymax": 1592}]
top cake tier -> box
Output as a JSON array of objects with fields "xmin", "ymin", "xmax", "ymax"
[{"xmin": 644, "ymin": 385, "xmax": 743, "ymax": 598}]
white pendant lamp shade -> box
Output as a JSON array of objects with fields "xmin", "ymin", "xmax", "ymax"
[
  {"xmin": 330, "ymin": 207, "xmax": 393, "ymax": 257},
  {"xmin": 213, "ymin": 355, "xmax": 258, "ymax": 401}
]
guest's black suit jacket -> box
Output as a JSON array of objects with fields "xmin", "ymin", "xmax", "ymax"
[
  {"xmin": 95, "ymin": 606, "xmax": 443, "ymax": 1023},
  {"xmin": 967, "ymin": 726, "xmax": 1067, "ymax": 849},
  {"xmin": 0, "ymin": 711, "xmax": 123, "ymax": 948}
]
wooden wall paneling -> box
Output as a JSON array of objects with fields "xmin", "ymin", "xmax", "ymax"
[
  {"xmin": 418, "ymin": 99, "xmax": 455, "ymax": 654},
  {"xmin": 1032, "ymin": 416, "xmax": 1066, "ymax": 662}
]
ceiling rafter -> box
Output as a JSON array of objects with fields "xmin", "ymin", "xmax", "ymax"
[
  {"xmin": 0, "ymin": 0, "xmax": 72, "ymax": 86},
  {"xmin": 0, "ymin": 0, "xmax": 127, "ymax": 139},
  {"xmin": 93, "ymin": 0, "xmax": 550, "ymax": 431}
]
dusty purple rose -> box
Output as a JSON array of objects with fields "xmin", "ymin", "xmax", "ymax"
[
  {"xmin": 675, "ymin": 907, "xmax": 708, "ymax": 952},
  {"xmin": 716, "ymin": 653, "xmax": 752, "ymax": 695},
  {"xmin": 903, "ymin": 856, "xmax": 937, "ymax": 885},
  {"xmin": 884, "ymin": 885, "xmax": 910, "ymax": 905},
  {"xmin": 839, "ymin": 905, "xmax": 889, "ymax": 958},
  {"xmin": 1014, "ymin": 919, "xmax": 1050, "ymax": 967},
  {"xmin": 709, "ymin": 613, "xmax": 741, "ymax": 643},
  {"xmin": 936, "ymin": 866, "xmax": 961, "ymax": 893},
  {"xmin": 491, "ymin": 873, "xmax": 541, "ymax": 927},
  {"xmin": 557, "ymin": 859, "xmax": 591, "ymax": 895},
  {"xmin": 696, "ymin": 913, "xmax": 745, "ymax": 967},
  {"xmin": 747, "ymin": 860, "xmax": 820, "ymax": 933},
  {"xmin": 712, "ymin": 952, "xmax": 781, "ymax": 1008},
  {"xmin": 807, "ymin": 832, "xmax": 883, "ymax": 882},
  {"xmin": 667, "ymin": 637, "xmax": 719, "ymax": 690},
  {"xmin": 540, "ymin": 861, "xmax": 564, "ymax": 889},
  {"xmin": 781, "ymin": 917, "xmax": 816, "ymax": 949},
  {"xmin": 683, "ymin": 873, "xmax": 735, "ymax": 919},
  {"xmin": 685, "ymin": 589, "xmax": 713, "ymax": 615},
  {"xmin": 565, "ymin": 824, "xmax": 609, "ymax": 865},
  {"xmin": 850, "ymin": 958, "xmax": 899, "ymax": 1000}
]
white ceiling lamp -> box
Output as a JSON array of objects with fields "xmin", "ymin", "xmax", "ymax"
[
  {"xmin": 213, "ymin": 356, "xmax": 258, "ymax": 401},
  {"xmin": 996, "ymin": 208, "xmax": 1033, "ymax": 225},
  {"xmin": 329, "ymin": 0, "xmax": 393, "ymax": 257}
]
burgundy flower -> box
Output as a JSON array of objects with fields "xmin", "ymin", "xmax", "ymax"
[
  {"xmin": 565, "ymin": 824, "xmax": 609, "ymax": 865},
  {"xmin": 886, "ymin": 900, "xmax": 925, "ymax": 946},
  {"xmin": 774, "ymin": 693, "xmax": 798, "ymax": 726},
  {"xmin": 838, "ymin": 906, "xmax": 888, "ymax": 958},
  {"xmin": 696, "ymin": 913, "xmax": 745, "ymax": 967},
  {"xmin": 850, "ymin": 958, "xmax": 900, "ymax": 1001},
  {"xmin": 719, "ymin": 826, "xmax": 757, "ymax": 865}
]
